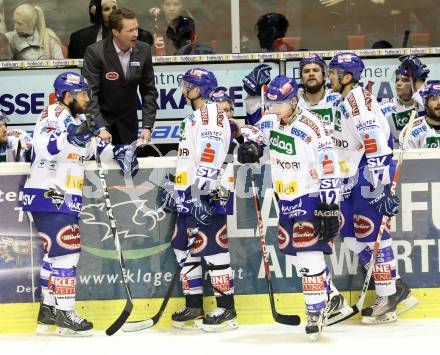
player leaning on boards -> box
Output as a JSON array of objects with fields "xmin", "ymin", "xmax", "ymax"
[
  {"xmin": 327, "ymin": 52, "xmax": 417, "ymax": 324},
  {"xmin": 21, "ymin": 72, "xmax": 138, "ymax": 336},
  {"xmin": 0, "ymin": 111, "xmax": 33, "ymax": 162},
  {"xmin": 400, "ymin": 83, "xmax": 440, "ymax": 149},
  {"xmin": 238, "ymin": 75, "xmax": 341, "ymax": 341},
  {"xmin": 159, "ymin": 68, "xmax": 238, "ymax": 332},
  {"xmin": 381, "ymin": 55, "xmax": 430, "ymax": 145}
]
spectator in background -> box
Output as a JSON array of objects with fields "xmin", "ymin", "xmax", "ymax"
[
  {"xmin": 0, "ymin": 0, "xmax": 5, "ymax": 33},
  {"xmin": 169, "ymin": 16, "xmax": 214, "ymax": 55},
  {"xmin": 69, "ymin": 1, "xmax": 152, "ymax": 59},
  {"xmin": 5, "ymin": 3, "xmax": 63, "ymax": 60},
  {"xmin": 255, "ymin": 13, "xmax": 289, "ymax": 52},
  {"xmin": 0, "ymin": 32, "xmax": 12, "ymax": 60},
  {"xmin": 82, "ymin": 8, "xmax": 158, "ymax": 145}
]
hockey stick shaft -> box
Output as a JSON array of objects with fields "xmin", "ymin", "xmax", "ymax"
[
  {"xmin": 327, "ymin": 110, "xmax": 417, "ymax": 325},
  {"xmin": 250, "ymin": 174, "xmax": 300, "ymax": 326},
  {"xmin": 93, "ymin": 141, "xmax": 134, "ymax": 336}
]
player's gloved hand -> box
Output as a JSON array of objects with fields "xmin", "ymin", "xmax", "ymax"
[
  {"xmin": 369, "ymin": 185, "xmax": 400, "ymax": 217},
  {"xmin": 113, "ymin": 144, "xmax": 139, "ymax": 177},
  {"xmin": 188, "ymin": 193, "xmax": 215, "ymax": 226},
  {"xmin": 66, "ymin": 121, "xmax": 93, "ymax": 147},
  {"xmin": 313, "ymin": 202, "xmax": 340, "ymax": 241},
  {"xmin": 157, "ymin": 174, "xmax": 178, "ymax": 212},
  {"xmin": 398, "ymin": 55, "xmax": 430, "ymax": 79},
  {"xmin": 242, "ymin": 63, "xmax": 272, "ymax": 96},
  {"xmin": 237, "ymin": 141, "xmax": 264, "ymax": 164}
]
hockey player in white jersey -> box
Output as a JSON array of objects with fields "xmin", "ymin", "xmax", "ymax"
[
  {"xmin": 297, "ymin": 54, "xmax": 340, "ymax": 133},
  {"xmin": 381, "ymin": 57, "xmax": 429, "ymax": 144},
  {"xmin": 22, "ymin": 72, "xmax": 138, "ymax": 336},
  {"xmin": 400, "ymin": 83, "xmax": 440, "ymax": 149},
  {"xmin": 238, "ymin": 75, "xmax": 341, "ymax": 340},
  {"xmin": 159, "ymin": 68, "xmax": 238, "ymax": 332},
  {"xmin": 327, "ymin": 52, "xmax": 417, "ymax": 324},
  {"xmin": 0, "ymin": 111, "xmax": 33, "ymax": 162}
]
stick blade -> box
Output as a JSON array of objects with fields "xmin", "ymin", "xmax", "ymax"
[
  {"xmin": 105, "ymin": 304, "xmax": 133, "ymax": 336},
  {"xmin": 122, "ymin": 319, "xmax": 155, "ymax": 332},
  {"xmin": 326, "ymin": 305, "xmax": 359, "ymax": 326},
  {"xmin": 274, "ymin": 314, "xmax": 301, "ymax": 326}
]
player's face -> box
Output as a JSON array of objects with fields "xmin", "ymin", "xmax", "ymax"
[
  {"xmin": 181, "ymin": 82, "xmax": 200, "ymax": 104},
  {"xmin": 216, "ymin": 101, "xmax": 233, "ymax": 119},
  {"xmin": 0, "ymin": 122, "xmax": 7, "ymax": 144},
  {"xmin": 301, "ymin": 63, "xmax": 324, "ymax": 92},
  {"xmin": 269, "ymin": 97, "xmax": 297, "ymax": 123},
  {"xmin": 113, "ymin": 18, "xmax": 139, "ymax": 50},
  {"xmin": 101, "ymin": 1, "xmax": 117, "ymax": 27},
  {"xmin": 395, "ymin": 75, "xmax": 412, "ymax": 100},
  {"xmin": 426, "ymin": 95, "xmax": 440, "ymax": 121},
  {"xmin": 327, "ymin": 68, "xmax": 341, "ymax": 92},
  {"xmin": 162, "ymin": 0, "xmax": 183, "ymax": 22},
  {"xmin": 71, "ymin": 91, "xmax": 90, "ymax": 114}
]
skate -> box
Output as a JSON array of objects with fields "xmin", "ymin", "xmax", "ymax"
[
  {"xmin": 395, "ymin": 278, "xmax": 419, "ymax": 316},
  {"xmin": 55, "ymin": 310, "xmax": 93, "ymax": 336},
  {"xmin": 202, "ymin": 307, "xmax": 238, "ymax": 332},
  {"xmin": 36, "ymin": 303, "xmax": 57, "ymax": 335},
  {"xmin": 171, "ymin": 306, "xmax": 204, "ymax": 330},
  {"xmin": 361, "ymin": 295, "xmax": 397, "ymax": 324},
  {"xmin": 325, "ymin": 291, "xmax": 353, "ymax": 324},
  {"xmin": 306, "ymin": 310, "xmax": 324, "ymax": 342}
]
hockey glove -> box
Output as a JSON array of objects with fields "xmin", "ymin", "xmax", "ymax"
[
  {"xmin": 242, "ymin": 63, "xmax": 272, "ymax": 96},
  {"xmin": 369, "ymin": 185, "xmax": 400, "ymax": 217},
  {"xmin": 237, "ymin": 141, "xmax": 264, "ymax": 164},
  {"xmin": 113, "ymin": 144, "xmax": 139, "ymax": 177},
  {"xmin": 188, "ymin": 194, "xmax": 215, "ymax": 226},
  {"xmin": 66, "ymin": 121, "xmax": 93, "ymax": 147},
  {"xmin": 313, "ymin": 202, "xmax": 340, "ymax": 241},
  {"xmin": 157, "ymin": 174, "xmax": 178, "ymax": 213}
]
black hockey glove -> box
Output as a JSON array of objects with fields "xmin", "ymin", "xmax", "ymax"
[
  {"xmin": 398, "ymin": 55, "xmax": 430, "ymax": 80},
  {"xmin": 237, "ymin": 141, "xmax": 264, "ymax": 164},
  {"xmin": 313, "ymin": 202, "xmax": 340, "ymax": 241},
  {"xmin": 369, "ymin": 185, "xmax": 400, "ymax": 217},
  {"xmin": 113, "ymin": 144, "xmax": 139, "ymax": 177},
  {"xmin": 242, "ymin": 63, "xmax": 272, "ymax": 96},
  {"xmin": 66, "ymin": 121, "xmax": 93, "ymax": 147},
  {"xmin": 157, "ymin": 174, "xmax": 178, "ymax": 213}
]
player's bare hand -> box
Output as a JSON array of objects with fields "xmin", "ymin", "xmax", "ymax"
[
  {"xmin": 98, "ymin": 129, "xmax": 112, "ymax": 143},
  {"xmin": 139, "ymin": 128, "xmax": 152, "ymax": 146}
]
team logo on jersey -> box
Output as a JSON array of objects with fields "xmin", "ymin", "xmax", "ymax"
[
  {"xmin": 426, "ymin": 136, "xmax": 440, "ymax": 148},
  {"xmin": 56, "ymin": 224, "xmax": 81, "ymax": 250},
  {"xmin": 189, "ymin": 230, "xmax": 208, "ymax": 254},
  {"xmin": 215, "ymin": 225, "xmax": 228, "ymax": 249},
  {"xmin": 354, "ymin": 215, "xmax": 374, "ymax": 238},
  {"xmin": 269, "ymin": 131, "xmax": 296, "ymax": 155},
  {"xmin": 44, "ymin": 189, "xmax": 65, "ymax": 209},
  {"xmin": 38, "ymin": 233, "xmax": 52, "ymax": 254},
  {"xmin": 105, "ymin": 72, "xmax": 119, "ymax": 81},
  {"xmin": 277, "ymin": 226, "xmax": 289, "ymax": 250},
  {"xmin": 292, "ymin": 221, "xmax": 317, "ymax": 248}
]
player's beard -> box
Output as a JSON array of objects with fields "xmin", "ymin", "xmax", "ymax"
[
  {"xmin": 69, "ymin": 100, "xmax": 86, "ymax": 116},
  {"xmin": 426, "ymin": 105, "xmax": 440, "ymax": 123},
  {"xmin": 304, "ymin": 80, "xmax": 324, "ymax": 94}
]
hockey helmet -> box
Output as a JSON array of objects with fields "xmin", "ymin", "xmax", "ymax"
[
  {"xmin": 255, "ymin": 13, "xmax": 289, "ymax": 50},
  {"xmin": 299, "ymin": 54, "xmax": 327, "ymax": 75},
  {"xmin": 181, "ymin": 68, "xmax": 218, "ymax": 98},
  {"xmin": 53, "ymin": 72, "xmax": 90, "ymax": 100},
  {"xmin": 396, "ymin": 55, "xmax": 430, "ymax": 82},
  {"xmin": 328, "ymin": 52, "xmax": 365, "ymax": 82},
  {"xmin": 265, "ymin": 75, "xmax": 298, "ymax": 104},
  {"xmin": 209, "ymin": 87, "xmax": 234, "ymax": 108},
  {"xmin": 423, "ymin": 83, "xmax": 440, "ymax": 104}
]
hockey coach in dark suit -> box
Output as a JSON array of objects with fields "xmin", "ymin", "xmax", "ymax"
[{"xmin": 83, "ymin": 7, "xmax": 158, "ymax": 145}]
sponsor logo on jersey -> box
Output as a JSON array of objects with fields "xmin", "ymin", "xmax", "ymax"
[
  {"xmin": 426, "ymin": 136, "xmax": 440, "ymax": 148},
  {"xmin": 67, "ymin": 153, "xmax": 85, "ymax": 164},
  {"xmin": 373, "ymin": 263, "xmax": 392, "ymax": 281},
  {"xmin": 190, "ymin": 230, "xmax": 208, "ymax": 254},
  {"xmin": 347, "ymin": 93, "xmax": 360, "ymax": 116},
  {"xmin": 274, "ymin": 180, "xmax": 298, "ymax": 195},
  {"xmin": 334, "ymin": 110, "xmax": 342, "ymax": 132},
  {"xmin": 362, "ymin": 88, "xmax": 372, "ymax": 112},
  {"xmin": 56, "ymin": 224, "xmax": 81, "ymax": 251},
  {"xmin": 260, "ymin": 120, "xmax": 272, "ymax": 129},
  {"xmin": 66, "ymin": 176, "xmax": 84, "ymax": 190},
  {"xmin": 299, "ymin": 116, "xmax": 321, "ymax": 138},
  {"xmin": 292, "ymin": 221, "xmax": 317, "ymax": 248},
  {"xmin": 356, "ymin": 119, "xmax": 378, "ymax": 132},
  {"xmin": 48, "ymin": 160, "xmax": 57, "ymax": 170},
  {"xmin": 354, "ymin": 214, "xmax": 374, "ymax": 238},
  {"xmin": 179, "ymin": 121, "xmax": 186, "ymax": 141},
  {"xmin": 43, "ymin": 189, "xmax": 65, "ymax": 209},
  {"xmin": 178, "ymin": 148, "xmax": 189, "ymax": 156},
  {"xmin": 197, "ymin": 166, "xmax": 219, "ymax": 179},
  {"xmin": 215, "ymin": 224, "xmax": 228, "ymax": 249},
  {"xmin": 269, "ymin": 131, "xmax": 296, "ymax": 155},
  {"xmin": 312, "ymin": 108, "xmax": 333, "ymax": 126},
  {"xmin": 302, "ymin": 274, "xmax": 325, "ymax": 291},
  {"xmin": 278, "ymin": 226, "xmax": 289, "ymax": 250},
  {"xmin": 174, "ymin": 172, "xmax": 188, "ymax": 185},
  {"xmin": 274, "ymin": 158, "xmax": 301, "ymax": 170},
  {"xmin": 38, "ymin": 233, "xmax": 52, "ymax": 254},
  {"xmin": 200, "ymin": 142, "xmax": 219, "ymax": 163},
  {"xmin": 210, "ymin": 274, "xmax": 231, "ymax": 292},
  {"xmin": 363, "ymin": 133, "xmax": 378, "ymax": 154},
  {"xmin": 392, "ymin": 111, "xmax": 412, "ymax": 130},
  {"xmin": 105, "ymin": 72, "xmax": 119, "ymax": 81},
  {"xmin": 54, "ymin": 276, "xmax": 76, "ymax": 295},
  {"xmin": 201, "ymin": 105, "xmax": 209, "ymax": 125},
  {"xmin": 339, "ymin": 160, "xmax": 350, "ymax": 174},
  {"xmin": 290, "ymin": 127, "xmax": 312, "ymax": 143},
  {"xmin": 321, "ymin": 154, "xmax": 334, "ymax": 174},
  {"xmin": 54, "ymin": 105, "xmax": 65, "ymax": 118},
  {"xmin": 412, "ymin": 125, "xmax": 427, "ymax": 137},
  {"xmin": 280, "ymin": 200, "xmax": 307, "ymax": 218},
  {"xmin": 201, "ymin": 130, "xmax": 223, "ymax": 142},
  {"xmin": 332, "ymin": 136, "xmax": 349, "ymax": 148}
]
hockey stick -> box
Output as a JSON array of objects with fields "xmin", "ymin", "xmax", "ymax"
[
  {"xmin": 93, "ymin": 140, "xmax": 134, "ymax": 336},
  {"xmin": 121, "ymin": 230, "xmax": 197, "ymax": 332},
  {"xmin": 250, "ymin": 173, "xmax": 301, "ymax": 326},
  {"xmin": 327, "ymin": 110, "xmax": 417, "ymax": 326}
]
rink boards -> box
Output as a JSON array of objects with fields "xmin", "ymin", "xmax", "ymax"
[{"xmin": 0, "ymin": 149, "xmax": 440, "ymax": 333}]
